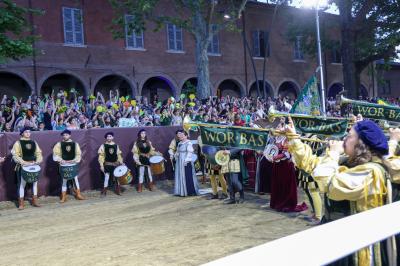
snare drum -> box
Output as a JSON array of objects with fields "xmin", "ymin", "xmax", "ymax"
[
  {"xmin": 59, "ymin": 163, "xmax": 78, "ymax": 180},
  {"xmin": 113, "ymin": 165, "xmax": 133, "ymax": 185},
  {"xmin": 21, "ymin": 165, "xmax": 41, "ymax": 183},
  {"xmin": 149, "ymin": 155, "xmax": 165, "ymax": 175}
]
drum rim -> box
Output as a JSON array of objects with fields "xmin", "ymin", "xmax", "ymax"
[
  {"xmin": 149, "ymin": 155, "xmax": 164, "ymax": 163},
  {"xmin": 22, "ymin": 165, "xmax": 41, "ymax": 171},
  {"xmin": 60, "ymin": 163, "xmax": 77, "ymax": 167}
]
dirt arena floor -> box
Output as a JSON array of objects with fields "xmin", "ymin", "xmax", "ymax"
[{"xmin": 0, "ymin": 180, "xmax": 310, "ymax": 266}]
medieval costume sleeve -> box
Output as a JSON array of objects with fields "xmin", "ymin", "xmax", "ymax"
[
  {"xmin": 117, "ymin": 145, "xmax": 123, "ymax": 164},
  {"xmin": 98, "ymin": 144, "xmax": 105, "ymax": 166},
  {"xmin": 34, "ymin": 142, "xmax": 43, "ymax": 164},
  {"xmin": 53, "ymin": 142, "xmax": 62, "ymax": 162},
  {"xmin": 11, "ymin": 141, "xmax": 24, "ymax": 165},
  {"xmin": 288, "ymin": 139, "xmax": 387, "ymax": 207},
  {"xmin": 132, "ymin": 143, "xmax": 140, "ymax": 164},
  {"xmin": 168, "ymin": 139, "xmax": 177, "ymax": 157},
  {"xmin": 383, "ymin": 140, "xmax": 400, "ymax": 184},
  {"xmin": 75, "ymin": 143, "xmax": 82, "ymax": 163}
]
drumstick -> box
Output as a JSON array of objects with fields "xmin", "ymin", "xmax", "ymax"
[{"xmin": 170, "ymin": 157, "xmax": 175, "ymax": 171}]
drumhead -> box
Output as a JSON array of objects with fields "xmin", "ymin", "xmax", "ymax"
[
  {"xmin": 22, "ymin": 165, "xmax": 41, "ymax": 172},
  {"xmin": 149, "ymin": 155, "xmax": 164, "ymax": 164},
  {"xmin": 264, "ymin": 144, "xmax": 279, "ymax": 162},
  {"xmin": 113, "ymin": 165, "xmax": 128, "ymax": 177}
]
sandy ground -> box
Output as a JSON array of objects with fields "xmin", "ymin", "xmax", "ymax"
[{"xmin": 0, "ymin": 180, "xmax": 310, "ymax": 266}]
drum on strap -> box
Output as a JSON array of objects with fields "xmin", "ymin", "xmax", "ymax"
[
  {"xmin": 264, "ymin": 144, "xmax": 279, "ymax": 162},
  {"xmin": 149, "ymin": 155, "xmax": 165, "ymax": 175},
  {"xmin": 113, "ymin": 165, "xmax": 133, "ymax": 185},
  {"xmin": 59, "ymin": 163, "xmax": 78, "ymax": 180},
  {"xmin": 21, "ymin": 165, "xmax": 41, "ymax": 183}
]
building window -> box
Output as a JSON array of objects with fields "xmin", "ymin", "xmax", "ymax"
[
  {"xmin": 252, "ymin": 30, "xmax": 270, "ymax": 57},
  {"xmin": 208, "ymin": 24, "xmax": 220, "ymax": 54},
  {"xmin": 331, "ymin": 47, "xmax": 342, "ymax": 63},
  {"xmin": 167, "ymin": 23, "xmax": 183, "ymax": 51},
  {"xmin": 293, "ymin": 36, "xmax": 304, "ymax": 60},
  {"xmin": 62, "ymin": 7, "xmax": 84, "ymax": 45},
  {"xmin": 125, "ymin": 15, "xmax": 144, "ymax": 49}
]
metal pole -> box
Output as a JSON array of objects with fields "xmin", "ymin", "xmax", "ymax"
[{"xmin": 315, "ymin": 3, "xmax": 326, "ymax": 117}]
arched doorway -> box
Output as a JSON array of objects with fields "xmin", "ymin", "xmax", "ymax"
[
  {"xmin": 142, "ymin": 76, "xmax": 175, "ymax": 103},
  {"xmin": 328, "ymin": 83, "xmax": 344, "ymax": 98},
  {"xmin": 41, "ymin": 74, "xmax": 86, "ymax": 98},
  {"xmin": 94, "ymin": 75, "xmax": 133, "ymax": 99},
  {"xmin": 278, "ymin": 81, "xmax": 298, "ymax": 100},
  {"xmin": 0, "ymin": 72, "xmax": 32, "ymax": 98},
  {"xmin": 181, "ymin": 78, "xmax": 198, "ymax": 95},
  {"xmin": 217, "ymin": 79, "xmax": 243, "ymax": 98},
  {"xmin": 249, "ymin": 81, "xmax": 272, "ymax": 98}
]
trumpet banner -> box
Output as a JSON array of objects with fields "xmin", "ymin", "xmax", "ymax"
[
  {"xmin": 349, "ymin": 100, "xmax": 400, "ymax": 123},
  {"xmin": 292, "ymin": 116, "xmax": 348, "ymax": 137},
  {"xmin": 199, "ymin": 125, "xmax": 269, "ymax": 151}
]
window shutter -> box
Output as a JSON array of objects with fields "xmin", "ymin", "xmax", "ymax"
[
  {"xmin": 73, "ymin": 9, "xmax": 84, "ymax": 45},
  {"xmin": 252, "ymin": 30, "xmax": 260, "ymax": 57},
  {"xmin": 175, "ymin": 26, "xmax": 183, "ymax": 50},
  {"xmin": 63, "ymin": 7, "xmax": 74, "ymax": 44},
  {"xmin": 264, "ymin": 31, "xmax": 270, "ymax": 57}
]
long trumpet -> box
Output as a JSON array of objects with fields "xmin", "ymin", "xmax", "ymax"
[{"xmin": 183, "ymin": 116, "xmax": 329, "ymax": 144}]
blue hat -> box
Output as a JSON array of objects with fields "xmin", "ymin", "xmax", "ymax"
[
  {"xmin": 61, "ymin": 129, "xmax": 71, "ymax": 136},
  {"xmin": 104, "ymin": 132, "xmax": 114, "ymax": 138},
  {"xmin": 354, "ymin": 120, "xmax": 388, "ymax": 155},
  {"xmin": 20, "ymin": 127, "xmax": 31, "ymax": 135}
]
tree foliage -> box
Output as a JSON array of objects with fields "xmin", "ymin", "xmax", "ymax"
[
  {"xmin": 109, "ymin": 0, "xmax": 247, "ymax": 99},
  {"xmin": 0, "ymin": 0, "xmax": 40, "ymax": 63},
  {"xmin": 284, "ymin": 0, "xmax": 400, "ymax": 97}
]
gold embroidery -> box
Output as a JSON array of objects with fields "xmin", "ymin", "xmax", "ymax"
[
  {"xmin": 26, "ymin": 143, "xmax": 32, "ymax": 150},
  {"xmin": 66, "ymin": 145, "xmax": 71, "ymax": 152},
  {"xmin": 109, "ymin": 148, "xmax": 115, "ymax": 154}
]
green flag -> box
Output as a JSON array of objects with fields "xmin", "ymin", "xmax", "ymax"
[{"xmin": 290, "ymin": 75, "xmax": 321, "ymax": 116}]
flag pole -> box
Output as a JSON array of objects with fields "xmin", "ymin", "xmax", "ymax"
[{"xmin": 315, "ymin": 1, "xmax": 326, "ymax": 117}]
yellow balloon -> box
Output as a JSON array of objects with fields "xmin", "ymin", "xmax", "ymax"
[
  {"xmin": 120, "ymin": 96, "xmax": 126, "ymax": 102},
  {"xmin": 113, "ymin": 103, "xmax": 119, "ymax": 110},
  {"xmin": 189, "ymin": 94, "xmax": 195, "ymax": 100},
  {"xmin": 96, "ymin": 106, "xmax": 103, "ymax": 113},
  {"xmin": 131, "ymin": 100, "xmax": 136, "ymax": 106}
]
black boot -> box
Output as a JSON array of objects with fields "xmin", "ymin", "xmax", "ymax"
[
  {"xmin": 238, "ymin": 190, "xmax": 245, "ymax": 204},
  {"xmin": 224, "ymin": 191, "xmax": 236, "ymax": 204}
]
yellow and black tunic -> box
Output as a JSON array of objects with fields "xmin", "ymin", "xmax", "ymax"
[
  {"xmin": 132, "ymin": 140, "xmax": 156, "ymax": 166},
  {"xmin": 98, "ymin": 142, "xmax": 123, "ymax": 178},
  {"xmin": 11, "ymin": 137, "xmax": 43, "ymax": 173},
  {"xmin": 53, "ymin": 140, "xmax": 82, "ymax": 163}
]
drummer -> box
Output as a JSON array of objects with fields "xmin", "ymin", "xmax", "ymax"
[
  {"xmin": 53, "ymin": 129, "xmax": 85, "ymax": 203},
  {"xmin": 11, "ymin": 127, "xmax": 43, "ymax": 210},
  {"xmin": 98, "ymin": 132, "xmax": 124, "ymax": 196},
  {"xmin": 168, "ymin": 130, "xmax": 182, "ymax": 169},
  {"xmin": 132, "ymin": 129, "xmax": 157, "ymax": 192}
]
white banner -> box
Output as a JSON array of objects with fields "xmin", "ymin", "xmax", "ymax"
[{"xmin": 118, "ymin": 118, "xmax": 137, "ymax": 128}]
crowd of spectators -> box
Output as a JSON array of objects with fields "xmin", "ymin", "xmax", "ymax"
[{"xmin": 0, "ymin": 89, "xmax": 398, "ymax": 133}]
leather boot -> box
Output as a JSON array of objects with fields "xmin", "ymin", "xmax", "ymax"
[
  {"xmin": 101, "ymin": 188, "xmax": 107, "ymax": 197},
  {"xmin": 149, "ymin": 182, "xmax": 155, "ymax": 191},
  {"xmin": 74, "ymin": 189, "xmax": 85, "ymax": 200},
  {"xmin": 32, "ymin": 196, "xmax": 40, "ymax": 207},
  {"xmin": 60, "ymin": 192, "xmax": 67, "ymax": 203},
  {"xmin": 18, "ymin": 198, "xmax": 24, "ymax": 210},
  {"xmin": 115, "ymin": 184, "xmax": 121, "ymax": 196},
  {"xmin": 137, "ymin": 183, "xmax": 143, "ymax": 193}
]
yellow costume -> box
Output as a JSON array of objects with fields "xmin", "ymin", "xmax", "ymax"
[{"xmin": 288, "ymin": 138, "xmax": 390, "ymax": 265}]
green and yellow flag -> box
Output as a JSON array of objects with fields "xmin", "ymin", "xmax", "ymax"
[{"xmin": 290, "ymin": 75, "xmax": 321, "ymax": 116}]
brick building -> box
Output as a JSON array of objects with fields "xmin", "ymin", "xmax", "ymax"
[{"xmin": 0, "ymin": 0, "xmax": 376, "ymax": 101}]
